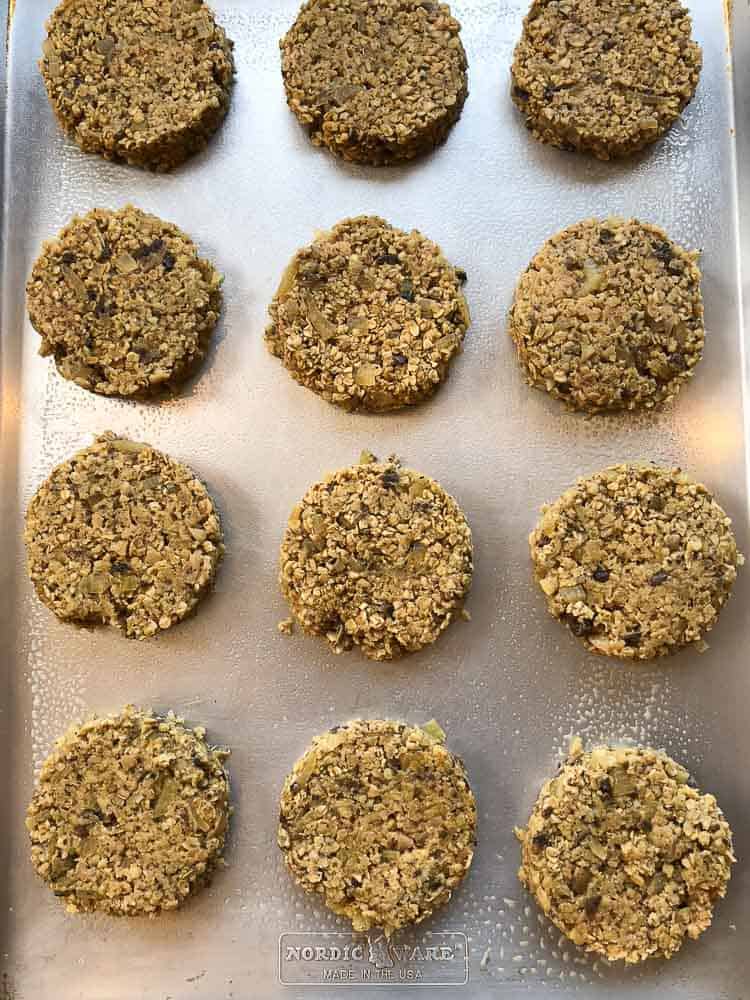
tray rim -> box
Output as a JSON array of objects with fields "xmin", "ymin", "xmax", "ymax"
[
  {"xmin": 1, "ymin": 0, "xmax": 18, "ymax": 973},
  {"xmin": 732, "ymin": 0, "xmax": 750, "ymax": 472}
]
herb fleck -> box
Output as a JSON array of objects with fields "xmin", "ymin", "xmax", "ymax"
[{"xmin": 400, "ymin": 278, "xmax": 415, "ymax": 302}]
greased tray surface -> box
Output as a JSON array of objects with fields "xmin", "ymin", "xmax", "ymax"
[{"xmin": 1, "ymin": 2, "xmax": 749, "ymax": 998}]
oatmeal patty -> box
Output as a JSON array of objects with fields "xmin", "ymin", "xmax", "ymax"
[
  {"xmin": 517, "ymin": 741, "xmax": 735, "ymax": 963},
  {"xmin": 508, "ymin": 218, "xmax": 704, "ymax": 413},
  {"xmin": 266, "ymin": 216, "xmax": 469, "ymax": 412},
  {"xmin": 25, "ymin": 432, "xmax": 224, "ymax": 639},
  {"xmin": 27, "ymin": 206, "xmax": 223, "ymax": 398},
  {"xmin": 27, "ymin": 705, "xmax": 231, "ymax": 916},
  {"xmin": 40, "ymin": 0, "xmax": 234, "ymax": 171},
  {"xmin": 510, "ymin": 0, "xmax": 702, "ymax": 159},
  {"xmin": 278, "ymin": 719, "xmax": 477, "ymax": 934},
  {"xmin": 280, "ymin": 455, "xmax": 472, "ymax": 660},
  {"xmin": 530, "ymin": 464, "xmax": 741, "ymax": 659},
  {"xmin": 280, "ymin": 0, "xmax": 467, "ymax": 165}
]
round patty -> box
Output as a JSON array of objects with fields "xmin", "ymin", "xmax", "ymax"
[
  {"xmin": 266, "ymin": 216, "xmax": 469, "ymax": 412},
  {"xmin": 27, "ymin": 206, "xmax": 223, "ymax": 398},
  {"xmin": 510, "ymin": 0, "xmax": 702, "ymax": 159},
  {"xmin": 278, "ymin": 719, "xmax": 477, "ymax": 934},
  {"xmin": 41, "ymin": 0, "xmax": 234, "ymax": 171},
  {"xmin": 530, "ymin": 464, "xmax": 741, "ymax": 659},
  {"xmin": 508, "ymin": 217, "xmax": 704, "ymax": 413},
  {"xmin": 280, "ymin": 455, "xmax": 473, "ymax": 660},
  {"xmin": 25, "ymin": 432, "xmax": 224, "ymax": 639},
  {"xmin": 517, "ymin": 742, "xmax": 734, "ymax": 963},
  {"xmin": 27, "ymin": 705, "xmax": 231, "ymax": 916},
  {"xmin": 280, "ymin": 0, "xmax": 467, "ymax": 165}
]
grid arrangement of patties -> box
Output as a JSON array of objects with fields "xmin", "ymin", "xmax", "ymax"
[{"xmin": 17, "ymin": 0, "xmax": 743, "ymax": 973}]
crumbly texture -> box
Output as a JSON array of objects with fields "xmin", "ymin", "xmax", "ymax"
[
  {"xmin": 510, "ymin": 0, "xmax": 702, "ymax": 159},
  {"xmin": 27, "ymin": 206, "xmax": 223, "ymax": 398},
  {"xmin": 279, "ymin": 456, "xmax": 473, "ymax": 660},
  {"xmin": 27, "ymin": 705, "xmax": 231, "ymax": 916},
  {"xmin": 509, "ymin": 218, "xmax": 704, "ymax": 413},
  {"xmin": 278, "ymin": 720, "xmax": 477, "ymax": 934},
  {"xmin": 530, "ymin": 464, "xmax": 741, "ymax": 659},
  {"xmin": 266, "ymin": 217, "xmax": 469, "ymax": 412},
  {"xmin": 280, "ymin": 0, "xmax": 467, "ymax": 165},
  {"xmin": 40, "ymin": 0, "xmax": 234, "ymax": 171},
  {"xmin": 25, "ymin": 432, "xmax": 224, "ymax": 639},
  {"xmin": 517, "ymin": 743, "xmax": 735, "ymax": 963}
]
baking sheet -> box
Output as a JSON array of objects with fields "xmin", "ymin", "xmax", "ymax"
[{"xmin": 1, "ymin": 1, "xmax": 749, "ymax": 998}]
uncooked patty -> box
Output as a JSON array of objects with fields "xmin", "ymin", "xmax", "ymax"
[
  {"xmin": 266, "ymin": 216, "xmax": 469, "ymax": 412},
  {"xmin": 27, "ymin": 206, "xmax": 223, "ymax": 398},
  {"xmin": 510, "ymin": 0, "xmax": 702, "ymax": 159},
  {"xmin": 517, "ymin": 740, "xmax": 735, "ymax": 963},
  {"xmin": 41, "ymin": 0, "xmax": 234, "ymax": 171},
  {"xmin": 530, "ymin": 463, "xmax": 741, "ymax": 659},
  {"xmin": 280, "ymin": 455, "xmax": 473, "ymax": 660},
  {"xmin": 27, "ymin": 705, "xmax": 231, "ymax": 916},
  {"xmin": 25, "ymin": 432, "xmax": 224, "ymax": 639},
  {"xmin": 508, "ymin": 218, "xmax": 704, "ymax": 413},
  {"xmin": 280, "ymin": 0, "xmax": 467, "ymax": 165},
  {"xmin": 278, "ymin": 719, "xmax": 477, "ymax": 934}
]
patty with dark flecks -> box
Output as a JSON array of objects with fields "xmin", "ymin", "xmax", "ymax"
[
  {"xmin": 25, "ymin": 432, "xmax": 224, "ymax": 639},
  {"xmin": 27, "ymin": 705, "xmax": 231, "ymax": 916},
  {"xmin": 280, "ymin": 0, "xmax": 467, "ymax": 165},
  {"xmin": 511, "ymin": 0, "xmax": 701, "ymax": 159},
  {"xmin": 518, "ymin": 742, "xmax": 734, "ymax": 962},
  {"xmin": 509, "ymin": 217, "xmax": 704, "ymax": 413},
  {"xmin": 40, "ymin": 0, "xmax": 234, "ymax": 170},
  {"xmin": 267, "ymin": 216, "xmax": 469, "ymax": 412},
  {"xmin": 530, "ymin": 463, "xmax": 741, "ymax": 659},
  {"xmin": 279, "ymin": 719, "xmax": 477, "ymax": 934},
  {"xmin": 27, "ymin": 206, "xmax": 222, "ymax": 398},
  {"xmin": 279, "ymin": 454, "xmax": 473, "ymax": 660}
]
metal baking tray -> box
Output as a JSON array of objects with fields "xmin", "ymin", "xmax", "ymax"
[{"xmin": 1, "ymin": 1, "xmax": 748, "ymax": 997}]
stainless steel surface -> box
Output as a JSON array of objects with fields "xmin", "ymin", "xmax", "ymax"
[{"xmin": 1, "ymin": 2, "xmax": 749, "ymax": 997}]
